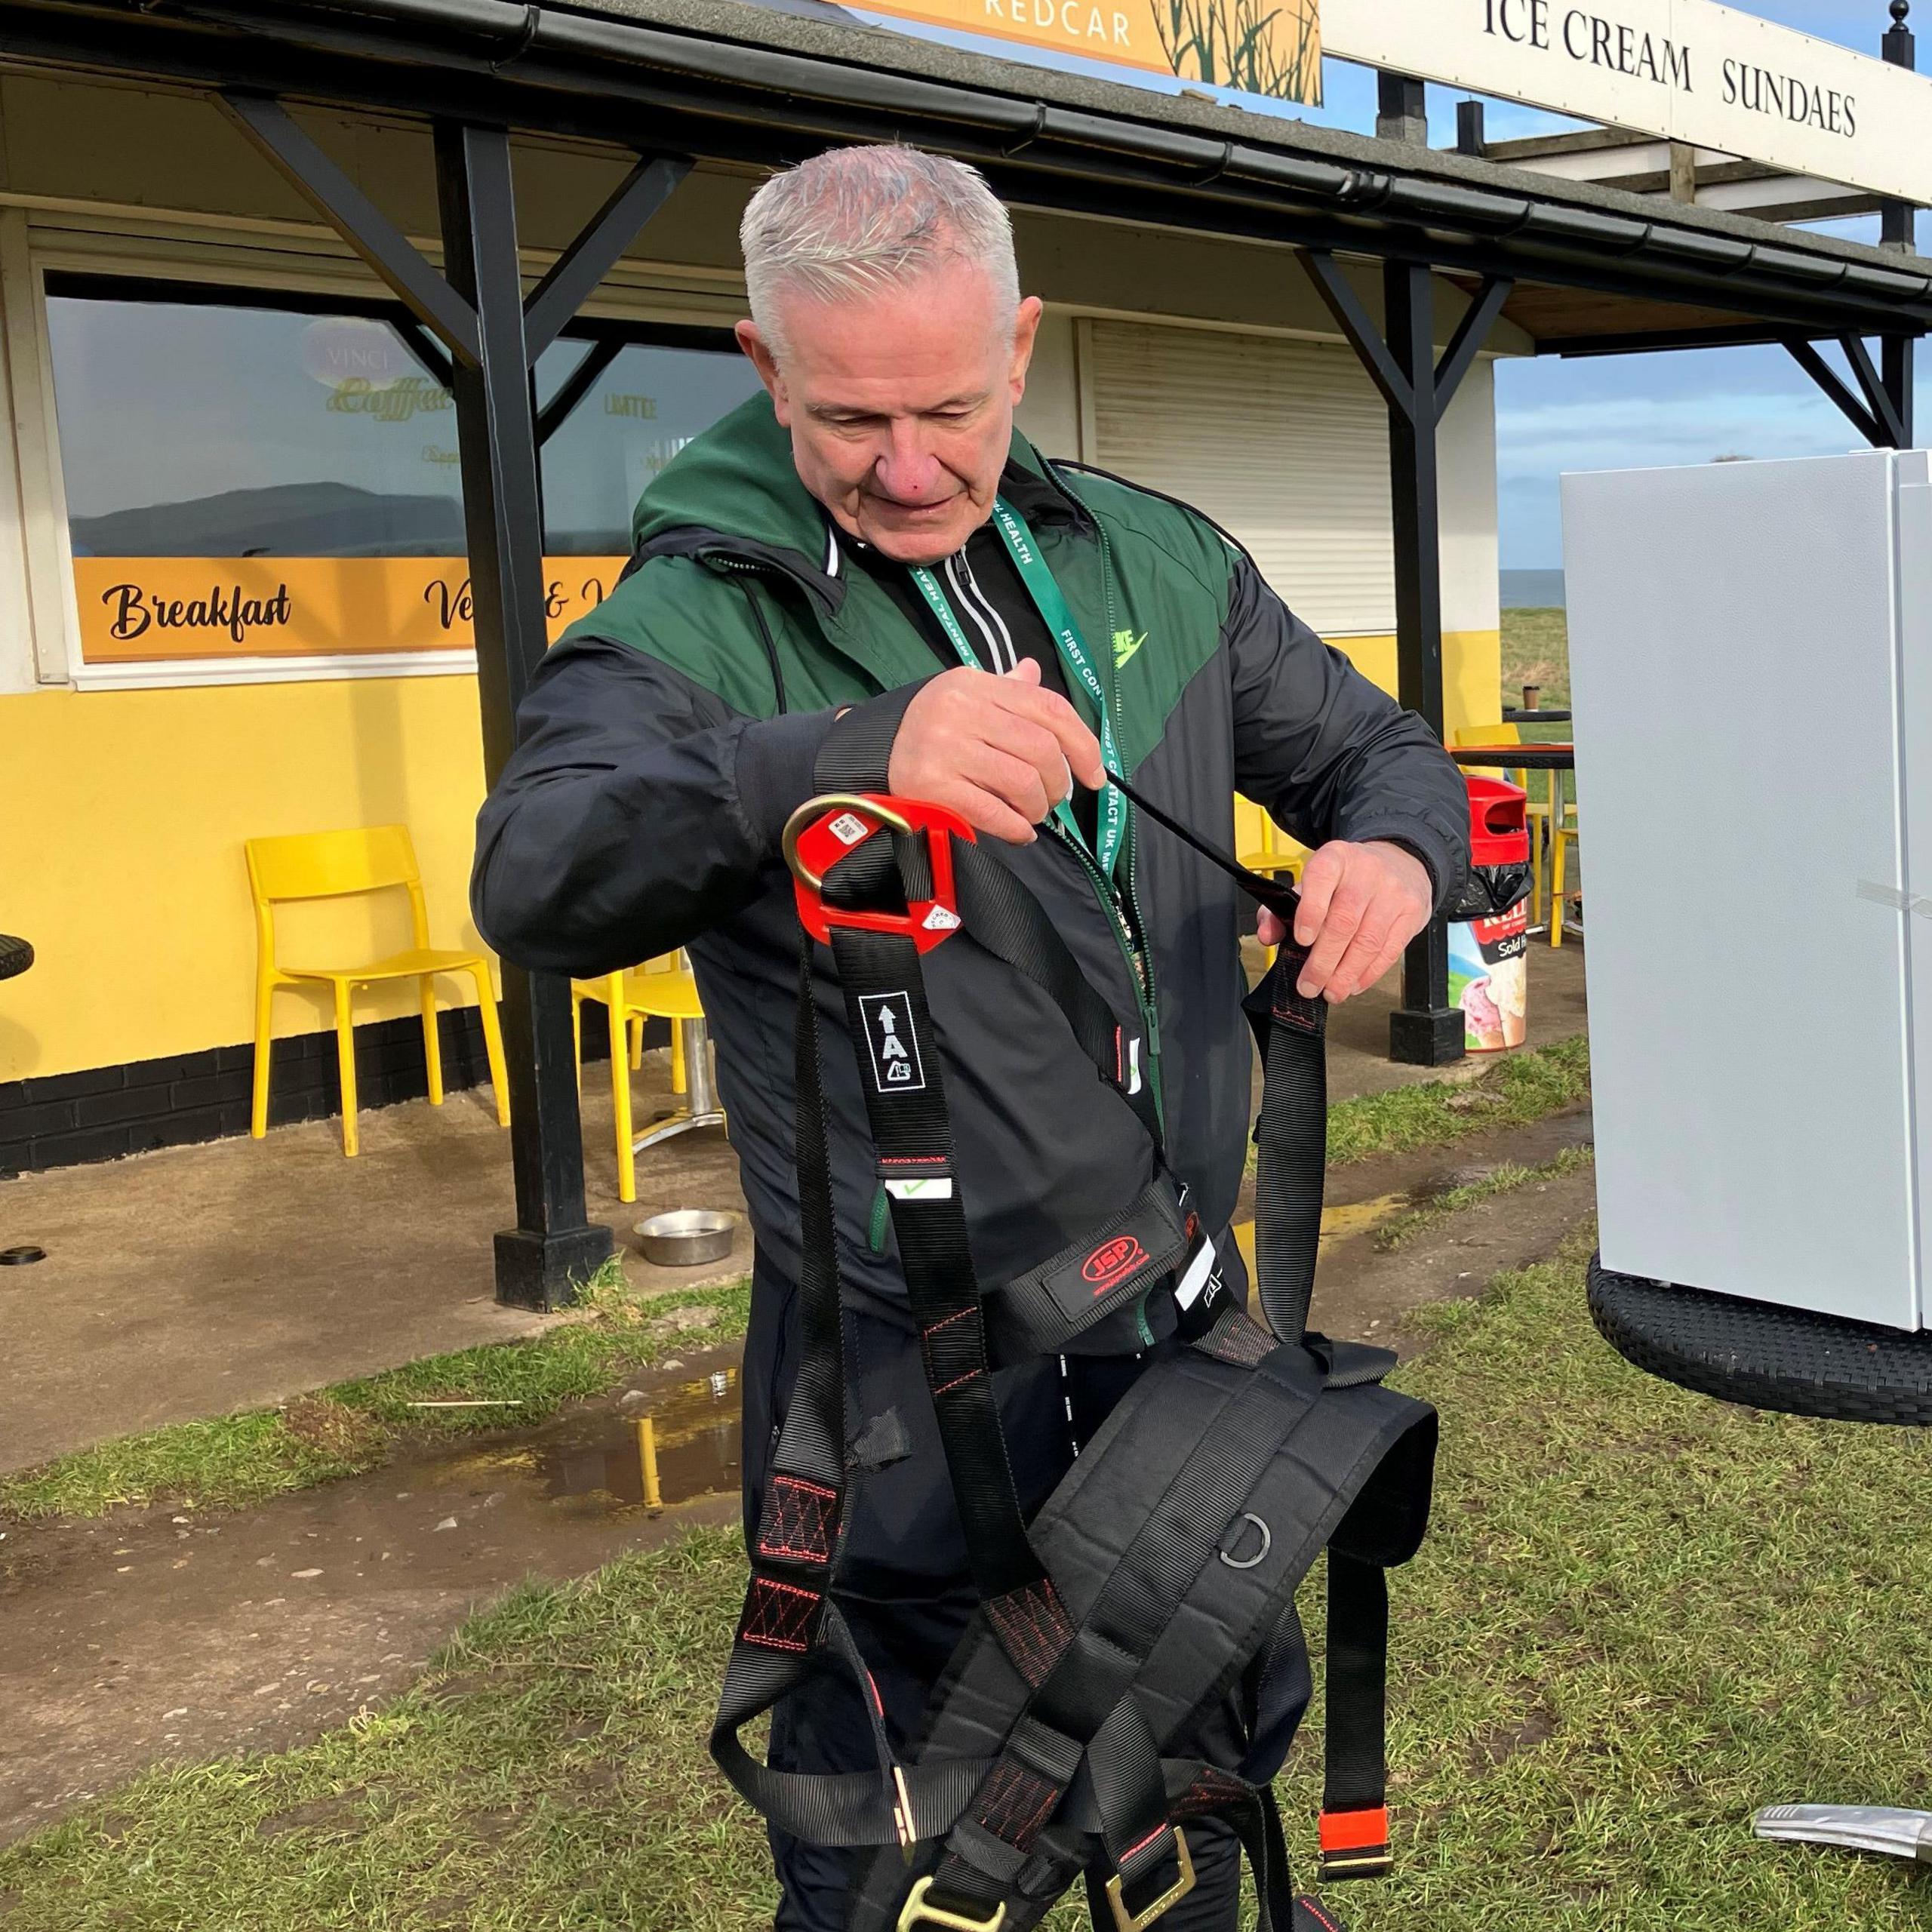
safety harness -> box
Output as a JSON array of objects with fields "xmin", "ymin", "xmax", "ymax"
[{"xmin": 710, "ymin": 775, "xmax": 1438, "ymax": 1932}]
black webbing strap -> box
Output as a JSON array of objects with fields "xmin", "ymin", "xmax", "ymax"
[
  {"xmin": 919, "ymin": 1340, "xmax": 1326, "ymax": 1921},
  {"xmin": 1245, "ymin": 954, "xmax": 1328, "ymax": 1347},
  {"xmin": 1316, "ymin": 1553, "xmax": 1393, "ymax": 1881},
  {"xmin": 1103, "ymin": 766, "xmax": 1329, "ymax": 1349}
]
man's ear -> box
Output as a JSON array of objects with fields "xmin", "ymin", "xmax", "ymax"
[
  {"xmin": 1008, "ymin": 295, "xmax": 1044, "ymax": 403},
  {"xmin": 734, "ymin": 319, "xmax": 791, "ymax": 426}
]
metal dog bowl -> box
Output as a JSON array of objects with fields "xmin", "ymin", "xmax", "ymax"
[{"xmin": 634, "ymin": 1208, "xmax": 738, "ymax": 1267}]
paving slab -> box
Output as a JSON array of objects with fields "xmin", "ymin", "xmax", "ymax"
[
  {"xmin": 0, "ymin": 943, "xmax": 1588, "ymax": 1474},
  {"xmin": 0, "ymin": 1058, "xmax": 747, "ymax": 1476}
]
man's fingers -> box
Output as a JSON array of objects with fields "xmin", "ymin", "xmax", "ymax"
[
  {"xmin": 958, "ymin": 740, "xmax": 1053, "ymax": 827},
  {"xmin": 1297, "ymin": 880, "xmax": 1369, "ymax": 998},
  {"xmin": 984, "ymin": 712, "xmax": 1076, "ymax": 806},
  {"xmin": 931, "ymin": 776, "xmax": 1039, "ymax": 846},
  {"xmin": 1323, "ymin": 914, "xmax": 1396, "ymax": 1002},
  {"xmin": 993, "ymin": 669, "xmax": 1105, "ymax": 789},
  {"xmin": 1293, "ymin": 847, "xmax": 1341, "ymax": 952},
  {"xmin": 1257, "ymin": 907, "xmax": 1287, "ymax": 948}
]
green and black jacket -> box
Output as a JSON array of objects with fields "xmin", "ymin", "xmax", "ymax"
[{"xmin": 473, "ymin": 394, "xmax": 1466, "ymax": 1585}]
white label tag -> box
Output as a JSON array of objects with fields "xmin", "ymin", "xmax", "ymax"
[
  {"xmin": 1174, "ymin": 1235, "xmax": 1217, "ymax": 1310},
  {"xmin": 1126, "ymin": 1036, "xmax": 1143, "ymax": 1096},
  {"xmin": 921, "ymin": 905, "xmax": 961, "ymax": 932},
  {"xmin": 857, "ymin": 991, "xmax": 926, "ymax": 1094},
  {"xmin": 829, "ymin": 812, "xmax": 869, "ymax": 845},
  {"xmin": 884, "ymin": 1177, "xmax": 953, "ymax": 1201}
]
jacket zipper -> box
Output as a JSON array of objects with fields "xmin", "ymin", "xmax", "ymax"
[{"xmin": 1084, "ymin": 511, "xmax": 1167, "ymax": 1347}]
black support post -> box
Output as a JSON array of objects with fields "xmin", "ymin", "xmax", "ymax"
[
  {"xmin": 217, "ymin": 91, "xmax": 692, "ymax": 1306},
  {"xmin": 434, "ymin": 120, "xmax": 614, "ymax": 1308},
  {"xmin": 1380, "ymin": 260, "xmax": 1462, "ymax": 1065},
  {"xmin": 1307, "ymin": 253, "xmax": 1514, "ymax": 1064},
  {"xmin": 1882, "ymin": 2, "xmax": 1917, "ymax": 254},
  {"xmin": 1786, "ymin": 334, "xmax": 1918, "ymax": 449}
]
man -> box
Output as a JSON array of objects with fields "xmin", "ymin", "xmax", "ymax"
[{"xmin": 474, "ymin": 144, "xmax": 1468, "ymax": 1927}]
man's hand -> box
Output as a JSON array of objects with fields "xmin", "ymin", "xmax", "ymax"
[
  {"xmin": 889, "ymin": 660, "xmax": 1104, "ymax": 844},
  {"xmin": 1257, "ymin": 839, "xmax": 1433, "ymax": 1003}
]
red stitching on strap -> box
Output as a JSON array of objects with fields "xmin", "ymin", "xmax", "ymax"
[
  {"xmin": 740, "ymin": 1575, "xmax": 820, "ymax": 1654},
  {"xmin": 755, "ymin": 1474, "xmax": 838, "ymax": 1564},
  {"xmin": 974, "ymin": 1760, "xmax": 1060, "ymax": 1850},
  {"xmin": 923, "ymin": 1308, "xmax": 973, "ymax": 1337},
  {"xmin": 985, "ymin": 1578, "xmax": 1076, "ymax": 1690},
  {"xmin": 932, "ymin": 1367, "xmax": 983, "ymax": 1396}
]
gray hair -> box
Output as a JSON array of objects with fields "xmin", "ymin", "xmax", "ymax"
[{"xmin": 740, "ymin": 145, "xmax": 1020, "ymax": 359}]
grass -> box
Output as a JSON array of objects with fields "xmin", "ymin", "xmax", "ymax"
[
  {"xmin": 14, "ymin": 1026, "xmax": 1592, "ymax": 1523},
  {"xmin": 1373, "ymin": 1143, "xmax": 1595, "ymax": 1250},
  {"xmin": 0, "ymin": 1263, "xmax": 751, "ymax": 1524},
  {"xmin": 1500, "ymin": 605, "xmax": 1577, "ymax": 827},
  {"xmin": 10, "ymin": 1226, "xmax": 1932, "ymax": 1930},
  {"xmin": 1324, "ymin": 1032, "xmax": 1590, "ymax": 1167},
  {"xmin": 1500, "ymin": 605, "xmax": 1571, "ymax": 712}
]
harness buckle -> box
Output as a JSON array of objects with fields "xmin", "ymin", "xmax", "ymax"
[
  {"xmin": 1317, "ymin": 1804, "xmax": 1392, "ymax": 1880},
  {"xmin": 894, "ymin": 1875, "xmax": 1007, "ymax": 1931},
  {"xmin": 1103, "ymin": 1826, "xmax": 1195, "ymax": 1932},
  {"xmin": 781, "ymin": 792, "xmax": 974, "ymax": 954}
]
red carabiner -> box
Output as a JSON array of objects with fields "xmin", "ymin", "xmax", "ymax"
[{"xmin": 780, "ymin": 793, "xmax": 974, "ymax": 954}]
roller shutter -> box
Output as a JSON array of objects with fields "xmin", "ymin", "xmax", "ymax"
[{"xmin": 1081, "ymin": 318, "xmax": 1394, "ymax": 636}]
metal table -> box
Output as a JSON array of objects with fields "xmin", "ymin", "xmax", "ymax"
[
  {"xmin": 1503, "ymin": 706, "xmax": 1571, "ymax": 724},
  {"xmin": 632, "ymin": 1014, "xmax": 727, "ymax": 1152},
  {"xmin": 1450, "ymin": 742, "xmax": 1574, "ymax": 771},
  {"xmin": 0, "ymin": 936, "xmax": 44, "ymax": 1267}
]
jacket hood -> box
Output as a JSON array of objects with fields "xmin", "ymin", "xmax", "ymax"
[{"xmin": 629, "ymin": 389, "xmax": 1076, "ymax": 563}]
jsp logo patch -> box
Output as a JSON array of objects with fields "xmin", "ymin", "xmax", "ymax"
[{"xmin": 857, "ymin": 992, "xmax": 926, "ymax": 1094}]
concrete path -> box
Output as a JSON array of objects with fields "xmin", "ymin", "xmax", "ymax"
[
  {"xmin": 0, "ymin": 1109, "xmax": 1597, "ymax": 1844},
  {"xmin": 0, "ymin": 946, "xmax": 1586, "ymax": 1475},
  {"xmin": 0, "ymin": 1060, "xmax": 748, "ymax": 1475}
]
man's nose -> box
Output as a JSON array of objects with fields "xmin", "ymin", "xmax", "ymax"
[{"xmin": 873, "ymin": 423, "xmax": 945, "ymax": 503}]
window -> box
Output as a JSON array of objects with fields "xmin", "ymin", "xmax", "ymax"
[{"xmin": 42, "ymin": 275, "xmax": 761, "ymax": 680}]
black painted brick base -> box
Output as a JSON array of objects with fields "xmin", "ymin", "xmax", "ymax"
[{"xmin": 0, "ymin": 1003, "xmax": 647, "ymax": 1177}]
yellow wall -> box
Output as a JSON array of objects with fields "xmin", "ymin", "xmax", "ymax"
[
  {"xmin": 1334, "ymin": 629, "xmax": 1503, "ymax": 743},
  {"xmin": 0, "ymin": 676, "xmax": 490, "ymax": 1082},
  {"xmin": 2, "ymin": 627, "xmax": 1502, "ymax": 1084}
]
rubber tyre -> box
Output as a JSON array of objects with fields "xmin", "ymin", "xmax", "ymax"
[
  {"xmin": 0, "ymin": 934, "xmax": 31, "ymax": 984},
  {"xmin": 1588, "ymin": 1251, "xmax": 1932, "ymax": 1426}
]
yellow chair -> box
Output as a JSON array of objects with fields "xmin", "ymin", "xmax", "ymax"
[
  {"xmin": 1454, "ymin": 723, "xmax": 1553, "ymax": 927},
  {"xmin": 1234, "ymin": 795, "xmax": 1309, "ymax": 965},
  {"xmin": 1548, "ymin": 793, "xmax": 1581, "ymax": 948},
  {"xmin": 245, "ymin": 825, "xmax": 510, "ymax": 1158},
  {"xmin": 1234, "ymin": 794, "xmax": 1309, "ymax": 885},
  {"xmin": 571, "ymin": 954, "xmax": 713, "ymax": 1204}
]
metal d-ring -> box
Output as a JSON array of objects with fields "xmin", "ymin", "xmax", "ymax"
[
  {"xmin": 1218, "ymin": 1513, "xmax": 1272, "ymax": 1571},
  {"xmin": 781, "ymin": 793, "xmax": 914, "ymax": 892}
]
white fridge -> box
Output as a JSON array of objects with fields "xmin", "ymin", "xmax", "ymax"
[{"xmin": 1562, "ymin": 447, "xmax": 1932, "ymax": 1331}]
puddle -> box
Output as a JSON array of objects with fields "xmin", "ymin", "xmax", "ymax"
[
  {"xmin": 540, "ymin": 1368, "xmax": 741, "ymax": 1512},
  {"xmin": 1232, "ymin": 1184, "xmax": 1451, "ymax": 1278}
]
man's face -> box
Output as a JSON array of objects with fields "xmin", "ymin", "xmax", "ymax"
[{"xmin": 736, "ymin": 260, "xmax": 1043, "ymax": 566}]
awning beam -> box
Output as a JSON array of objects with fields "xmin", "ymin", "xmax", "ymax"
[
  {"xmin": 1305, "ymin": 254, "xmax": 1515, "ymax": 1065},
  {"xmin": 219, "ymin": 87, "xmax": 697, "ymax": 1306}
]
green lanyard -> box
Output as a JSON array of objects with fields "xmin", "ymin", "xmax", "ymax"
[{"xmin": 904, "ymin": 497, "xmax": 1128, "ymax": 881}]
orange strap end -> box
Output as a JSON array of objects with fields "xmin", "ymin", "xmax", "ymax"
[{"xmin": 1318, "ymin": 1807, "xmax": 1389, "ymax": 1854}]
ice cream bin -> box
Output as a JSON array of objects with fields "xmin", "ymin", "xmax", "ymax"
[{"xmin": 1446, "ymin": 775, "xmax": 1533, "ymax": 1054}]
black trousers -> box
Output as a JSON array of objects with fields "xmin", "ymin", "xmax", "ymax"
[
  {"xmin": 743, "ymin": 1265, "xmax": 1248, "ymax": 1931},
  {"xmin": 763, "ymin": 1594, "xmax": 1247, "ymax": 1931}
]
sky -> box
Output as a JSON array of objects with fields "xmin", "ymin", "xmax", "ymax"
[{"xmin": 1343, "ymin": 1, "xmax": 1922, "ymax": 569}]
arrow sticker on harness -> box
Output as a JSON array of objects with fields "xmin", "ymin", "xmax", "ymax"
[{"xmin": 858, "ymin": 992, "xmax": 926, "ymax": 1095}]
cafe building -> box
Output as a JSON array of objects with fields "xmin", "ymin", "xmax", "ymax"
[{"xmin": 0, "ymin": 0, "xmax": 1926, "ymax": 1303}]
